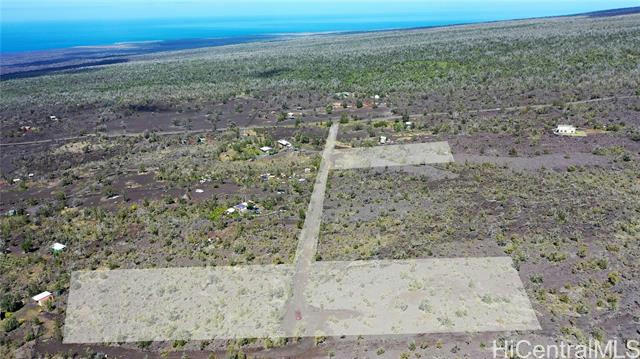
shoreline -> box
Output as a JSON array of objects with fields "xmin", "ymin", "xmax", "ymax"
[{"xmin": 1, "ymin": 6, "xmax": 638, "ymax": 80}]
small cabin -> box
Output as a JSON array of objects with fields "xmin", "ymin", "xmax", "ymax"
[
  {"xmin": 553, "ymin": 125, "xmax": 576, "ymax": 136},
  {"xmin": 32, "ymin": 291, "xmax": 53, "ymax": 306}
]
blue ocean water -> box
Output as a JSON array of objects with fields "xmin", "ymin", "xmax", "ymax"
[{"xmin": 0, "ymin": 6, "xmax": 633, "ymax": 54}]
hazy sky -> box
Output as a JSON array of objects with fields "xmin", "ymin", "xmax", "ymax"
[{"xmin": 2, "ymin": 0, "xmax": 638, "ymax": 22}]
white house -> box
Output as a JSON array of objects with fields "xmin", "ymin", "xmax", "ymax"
[
  {"xmin": 277, "ymin": 139, "xmax": 292, "ymax": 148},
  {"xmin": 226, "ymin": 201, "xmax": 258, "ymax": 215},
  {"xmin": 51, "ymin": 242, "xmax": 66, "ymax": 252},
  {"xmin": 379, "ymin": 136, "xmax": 387, "ymax": 144},
  {"xmin": 553, "ymin": 125, "xmax": 576, "ymax": 136},
  {"xmin": 32, "ymin": 291, "xmax": 53, "ymax": 306}
]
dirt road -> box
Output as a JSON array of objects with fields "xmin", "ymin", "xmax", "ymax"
[
  {"xmin": 2, "ymin": 94, "xmax": 636, "ymax": 147},
  {"xmin": 281, "ymin": 123, "xmax": 338, "ymax": 335}
]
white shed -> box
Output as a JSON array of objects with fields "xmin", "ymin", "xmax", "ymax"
[
  {"xmin": 32, "ymin": 291, "xmax": 53, "ymax": 306},
  {"xmin": 277, "ymin": 139, "xmax": 292, "ymax": 148},
  {"xmin": 51, "ymin": 242, "xmax": 66, "ymax": 252},
  {"xmin": 553, "ymin": 125, "xmax": 576, "ymax": 135}
]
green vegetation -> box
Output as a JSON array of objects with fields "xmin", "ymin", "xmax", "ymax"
[
  {"xmin": 1, "ymin": 11, "xmax": 639, "ymax": 359},
  {"xmin": 1, "ymin": 14, "xmax": 639, "ymax": 121}
]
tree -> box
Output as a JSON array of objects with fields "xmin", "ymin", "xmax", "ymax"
[{"xmin": 0, "ymin": 294, "xmax": 22, "ymax": 312}]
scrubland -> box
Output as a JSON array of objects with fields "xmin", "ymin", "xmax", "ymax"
[{"xmin": 1, "ymin": 11, "xmax": 639, "ymax": 359}]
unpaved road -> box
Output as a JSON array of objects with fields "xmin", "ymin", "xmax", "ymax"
[
  {"xmin": 2, "ymin": 94, "xmax": 636, "ymax": 147},
  {"xmin": 282, "ymin": 123, "xmax": 338, "ymax": 334}
]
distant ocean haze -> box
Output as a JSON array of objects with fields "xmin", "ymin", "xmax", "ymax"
[
  {"xmin": 1, "ymin": 16, "xmax": 460, "ymax": 53},
  {"xmin": 1, "ymin": 4, "xmax": 633, "ymax": 54}
]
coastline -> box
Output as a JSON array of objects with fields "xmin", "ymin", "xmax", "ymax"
[{"xmin": 1, "ymin": 6, "xmax": 638, "ymax": 80}]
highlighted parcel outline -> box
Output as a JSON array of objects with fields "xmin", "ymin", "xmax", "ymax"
[
  {"xmin": 63, "ymin": 127, "xmax": 540, "ymax": 343},
  {"xmin": 64, "ymin": 257, "xmax": 540, "ymax": 343}
]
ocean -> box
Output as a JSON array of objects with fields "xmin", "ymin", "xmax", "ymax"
[{"xmin": 1, "ymin": 5, "xmax": 633, "ymax": 54}]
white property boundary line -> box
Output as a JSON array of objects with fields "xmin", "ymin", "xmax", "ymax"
[
  {"xmin": 63, "ymin": 125, "xmax": 540, "ymax": 343},
  {"xmin": 332, "ymin": 141, "xmax": 454, "ymax": 169}
]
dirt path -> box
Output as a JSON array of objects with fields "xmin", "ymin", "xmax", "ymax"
[
  {"xmin": 2, "ymin": 94, "xmax": 637, "ymax": 147},
  {"xmin": 281, "ymin": 123, "xmax": 338, "ymax": 335},
  {"xmin": 293, "ymin": 123, "xmax": 339, "ymax": 268}
]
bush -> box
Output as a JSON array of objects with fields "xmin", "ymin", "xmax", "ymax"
[
  {"xmin": 2, "ymin": 316, "xmax": 19, "ymax": 332},
  {"xmin": 21, "ymin": 238, "xmax": 33, "ymax": 253},
  {"xmin": 340, "ymin": 113, "xmax": 349, "ymax": 124}
]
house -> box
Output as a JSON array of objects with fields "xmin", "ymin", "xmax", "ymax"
[
  {"xmin": 405, "ymin": 121, "xmax": 413, "ymax": 129},
  {"xmin": 49, "ymin": 115, "xmax": 58, "ymax": 121},
  {"xmin": 379, "ymin": 136, "xmax": 387, "ymax": 144},
  {"xmin": 287, "ymin": 112, "xmax": 296, "ymax": 120},
  {"xmin": 51, "ymin": 243, "xmax": 66, "ymax": 253},
  {"xmin": 226, "ymin": 201, "xmax": 258, "ymax": 214},
  {"xmin": 277, "ymin": 139, "xmax": 292, "ymax": 148},
  {"xmin": 32, "ymin": 291, "xmax": 53, "ymax": 306},
  {"xmin": 260, "ymin": 146, "xmax": 273, "ymax": 152},
  {"xmin": 553, "ymin": 125, "xmax": 576, "ymax": 136}
]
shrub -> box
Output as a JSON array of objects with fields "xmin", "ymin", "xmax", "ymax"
[{"xmin": 2, "ymin": 316, "xmax": 19, "ymax": 332}]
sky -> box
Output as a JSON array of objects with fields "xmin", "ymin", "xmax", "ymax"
[{"xmin": 2, "ymin": 0, "xmax": 638, "ymax": 22}]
